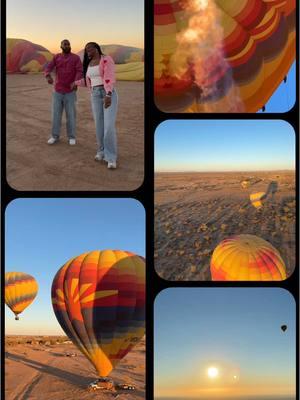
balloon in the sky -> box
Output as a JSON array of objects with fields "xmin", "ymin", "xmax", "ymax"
[
  {"xmin": 281, "ymin": 325, "xmax": 287, "ymax": 332},
  {"xmin": 6, "ymin": 38, "xmax": 53, "ymax": 73},
  {"xmin": 51, "ymin": 250, "xmax": 145, "ymax": 377},
  {"xmin": 154, "ymin": 0, "xmax": 296, "ymax": 112},
  {"xmin": 210, "ymin": 234, "xmax": 287, "ymax": 281},
  {"xmin": 250, "ymin": 192, "xmax": 267, "ymax": 209},
  {"xmin": 5, "ymin": 272, "xmax": 38, "ymax": 320}
]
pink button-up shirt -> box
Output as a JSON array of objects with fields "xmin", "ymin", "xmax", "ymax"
[{"xmin": 44, "ymin": 53, "xmax": 83, "ymax": 94}]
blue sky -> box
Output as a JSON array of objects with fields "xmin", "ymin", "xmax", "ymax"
[
  {"xmin": 155, "ymin": 120, "xmax": 295, "ymax": 172},
  {"xmin": 259, "ymin": 62, "xmax": 296, "ymax": 113},
  {"xmin": 5, "ymin": 198, "xmax": 145, "ymax": 335},
  {"xmin": 155, "ymin": 288, "xmax": 296, "ymax": 398},
  {"xmin": 7, "ymin": 0, "xmax": 144, "ymax": 51}
]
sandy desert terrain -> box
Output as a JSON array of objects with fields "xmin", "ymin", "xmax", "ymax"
[
  {"xmin": 6, "ymin": 74, "xmax": 144, "ymax": 191},
  {"xmin": 155, "ymin": 171, "xmax": 296, "ymax": 281},
  {"xmin": 5, "ymin": 335, "xmax": 145, "ymax": 400}
]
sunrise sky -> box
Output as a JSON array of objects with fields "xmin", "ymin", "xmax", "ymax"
[
  {"xmin": 155, "ymin": 288, "xmax": 295, "ymax": 399},
  {"xmin": 6, "ymin": 0, "xmax": 144, "ymax": 52}
]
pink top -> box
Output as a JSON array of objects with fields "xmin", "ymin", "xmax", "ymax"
[
  {"xmin": 75, "ymin": 55, "xmax": 116, "ymax": 94},
  {"xmin": 44, "ymin": 53, "xmax": 83, "ymax": 94}
]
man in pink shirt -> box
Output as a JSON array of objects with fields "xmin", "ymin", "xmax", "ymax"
[{"xmin": 44, "ymin": 39, "xmax": 82, "ymax": 145}]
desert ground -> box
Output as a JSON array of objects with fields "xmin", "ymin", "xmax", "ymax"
[
  {"xmin": 6, "ymin": 74, "xmax": 144, "ymax": 191},
  {"xmin": 5, "ymin": 335, "xmax": 145, "ymax": 400},
  {"xmin": 155, "ymin": 171, "xmax": 296, "ymax": 281}
]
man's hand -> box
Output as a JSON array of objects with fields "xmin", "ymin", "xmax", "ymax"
[
  {"xmin": 46, "ymin": 75, "xmax": 54, "ymax": 85},
  {"xmin": 70, "ymin": 82, "xmax": 77, "ymax": 91},
  {"xmin": 104, "ymin": 95, "xmax": 112, "ymax": 108}
]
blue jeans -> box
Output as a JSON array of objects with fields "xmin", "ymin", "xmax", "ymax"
[
  {"xmin": 51, "ymin": 91, "xmax": 77, "ymax": 139},
  {"xmin": 90, "ymin": 87, "xmax": 118, "ymax": 163}
]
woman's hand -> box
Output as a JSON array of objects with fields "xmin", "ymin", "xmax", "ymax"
[
  {"xmin": 70, "ymin": 82, "xmax": 77, "ymax": 91},
  {"xmin": 104, "ymin": 95, "xmax": 112, "ymax": 108}
]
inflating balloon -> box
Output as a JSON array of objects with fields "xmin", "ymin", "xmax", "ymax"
[
  {"xmin": 154, "ymin": 0, "xmax": 296, "ymax": 112},
  {"xmin": 210, "ymin": 234, "xmax": 287, "ymax": 281},
  {"xmin": 7, "ymin": 38, "xmax": 53, "ymax": 73},
  {"xmin": 51, "ymin": 250, "xmax": 145, "ymax": 377},
  {"xmin": 5, "ymin": 272, "xmax": 38, "ymax": 320}
]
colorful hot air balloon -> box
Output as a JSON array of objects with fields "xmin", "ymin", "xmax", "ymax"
[
  {"xmin": 6, "ymin": 38, "xmax": 53, "ymax": 73},
  {"xmin": 250, "ymin": 192, "xmax": 267, "ymax": 209},
  {"xmin": 51, "ymin": 250, "xmax": 145, "ymax": 378},
  {"xmin": 5, "ymin": 272, "xmax": 38, "ymax": 320},
  {"xmin": 154, "ymin": 0, "xmax": 296, "ymax": 112},
  {"xmin": 210, "ymin": 234, "xmax": 287, "ymax": 281}
]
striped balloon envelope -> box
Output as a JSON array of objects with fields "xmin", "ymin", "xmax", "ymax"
[
  {"xmin": 154, "ymin": 0, "xmax": 296, "ymax": 112},
  {"xmin": 210, "ymin": 234, "xmax": 287, "ymax": 281},
  {"xmin": 51, "ymin": 250, "xmax": 145, "ymax": 377},
  {"xmin": 5, "ymin": 272, "xmax": 38, "ymax": 320}
]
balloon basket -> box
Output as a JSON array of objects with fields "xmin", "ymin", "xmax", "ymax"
[
  {"xmin": 88, "ymin": 377, "xmax": 114, "ymax": 392},
  {"xmin": 87, "ymin": 377, "xmax": 136, "ymax": 392}
]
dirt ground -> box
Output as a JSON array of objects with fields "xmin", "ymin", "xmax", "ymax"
[
  {"xmin": 6, "ymin": 74, "xmax": 144, "ymax": 191},
  {"xmin": 155, "ymin": 171, "xmax": 296, "ymax": 281},
  {"xmin": 5, "ymin": 336, "xmax": 145, "ymax": 400}
]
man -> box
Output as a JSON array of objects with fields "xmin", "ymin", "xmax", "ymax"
[{"xmin": 44, "ymin": 39, "xmax": 83, "ymax": 145}]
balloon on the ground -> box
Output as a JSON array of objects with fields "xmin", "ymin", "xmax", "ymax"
[
  {"xmin": 5, "ymin": 272, "xmax": 39, "ymax": 320},
  {"xmin": 7, "ymin": 38, "xmax": 53, "ymax": 73},
  {"xmin": 77, "ymin": 44, "xmax": 144, "ymax": 81},
  {"xmin": 51, "ymin": 250, "xmax": 145, "ymax": 377},
  {"xmin": 210, "ymin": 234, "xmax": 287, "ymax": 281},
  {"xmin": 154, "ymin": 0, "xmax": 296, "ymax": 112}
]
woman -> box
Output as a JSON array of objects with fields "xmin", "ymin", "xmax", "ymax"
[{"xmin": 73, "ymin": 42, "xmax": 118, "ymax": 169}]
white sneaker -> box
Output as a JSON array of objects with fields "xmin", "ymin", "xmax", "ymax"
[
  {"xmin": 95, "ymin": 153, "xmax": 104, "ymax": 161},
  {"xmin": 107, "ymin": 161, "xmax": 117, "ymax": 169},
  {"xmin": 47, "ymin": 137, "xmax": 58, "ymax": 145},
  {"xmin": 69, "ymin": 138, "xmax": 76, "ymax": 145}
]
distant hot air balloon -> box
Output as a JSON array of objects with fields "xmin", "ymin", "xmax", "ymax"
[
  {"xmin": 281, "ymin": 325, "xmax": 287, "ymax": 332},
  {"xmin": 5, "ymin": 272, "xmax": 38, "ymax": 320},
  {"xmin": 154, "ymin": 0, "xmax": 296, "ymax": 112},
  {"xmin": 250, "ymin": 192, "xmax": 267, "ymax": 209},
  {"xmin": 51, "ymin": 250, "xmax": 145, "ymax": 378},
  {"xmin": 210, "ymin": 234, "xmax": 287, "ymax": 281}
]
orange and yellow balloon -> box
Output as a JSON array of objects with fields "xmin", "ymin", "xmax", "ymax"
[
  {"xmin": 5, "ymin": 272, "xmax": 38, "ymax": 320},
  {"xmin": 51, "ymin": 250, "xmax": 145, "ymax": 377},
  {"xmin": 154, "ymin": 0, "xmax": 296, "ymax": 112},
  {"xmin": 210, "ymin": 234, "xmax": 287, "ymax": 281}
]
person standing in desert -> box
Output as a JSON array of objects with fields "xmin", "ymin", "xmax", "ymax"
[
  {"xmin": 44, "ymin": 39, "xmax": 83, "ymax": 145},
  {"xmin": 72, "ymin": 42, "xmax": 118, "ymax": 169}
]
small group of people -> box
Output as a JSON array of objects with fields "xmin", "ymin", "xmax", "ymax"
[{"xmin": 44, "ymin": 39, "xmax": 118, "ymax": 169}]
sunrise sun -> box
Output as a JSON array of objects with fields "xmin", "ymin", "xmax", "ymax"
[{"xmin": 207, "ymin": 366, "xmax": 219, "ymax": 379}]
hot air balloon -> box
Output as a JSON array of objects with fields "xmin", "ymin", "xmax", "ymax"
[
  {"xmin": 51, "ymin": 250, "xmax": 145, "ymax": 379},
  {"xmin": 6, "ymin": 38, "xmax": 53, "ymax": 73},
  {"xmin": 5, "ymin": 272, "xmax": 38, "ymax": 320},
  {"xmin": 210, "ymin": 234, "xmax": 287, "ymax": 281},
  {"xmin": 250, "ymin": 192, "xmax": 267, "ymax": 209},
  {"xmin": 154, "ymin": 0, "xmax": 296, "ymax": 112},
  {"xmin": 281, "ymin": 325, "xmax": 287, "ymax": 332}
]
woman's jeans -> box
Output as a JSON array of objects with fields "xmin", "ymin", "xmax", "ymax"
[
  {"xmin": 51, "ymin": 91, "xmax": 77, "ymax": 139},
  {"xmin": 91, "ymin": 87, "xmax": 118, "ymax": 163}
]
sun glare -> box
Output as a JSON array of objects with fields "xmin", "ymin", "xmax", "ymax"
[{"xmin": 207, "ymin": 366, "xmax": 219, "ymax": 379}]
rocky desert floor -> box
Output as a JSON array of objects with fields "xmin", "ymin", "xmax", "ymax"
[
  {"xmin": 5, "ymin": 336, "xmax": 145, "ymax": 400},
  {"xmin": 155, "ymin": 171, "xmax": 296, "ymax": 281}
]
